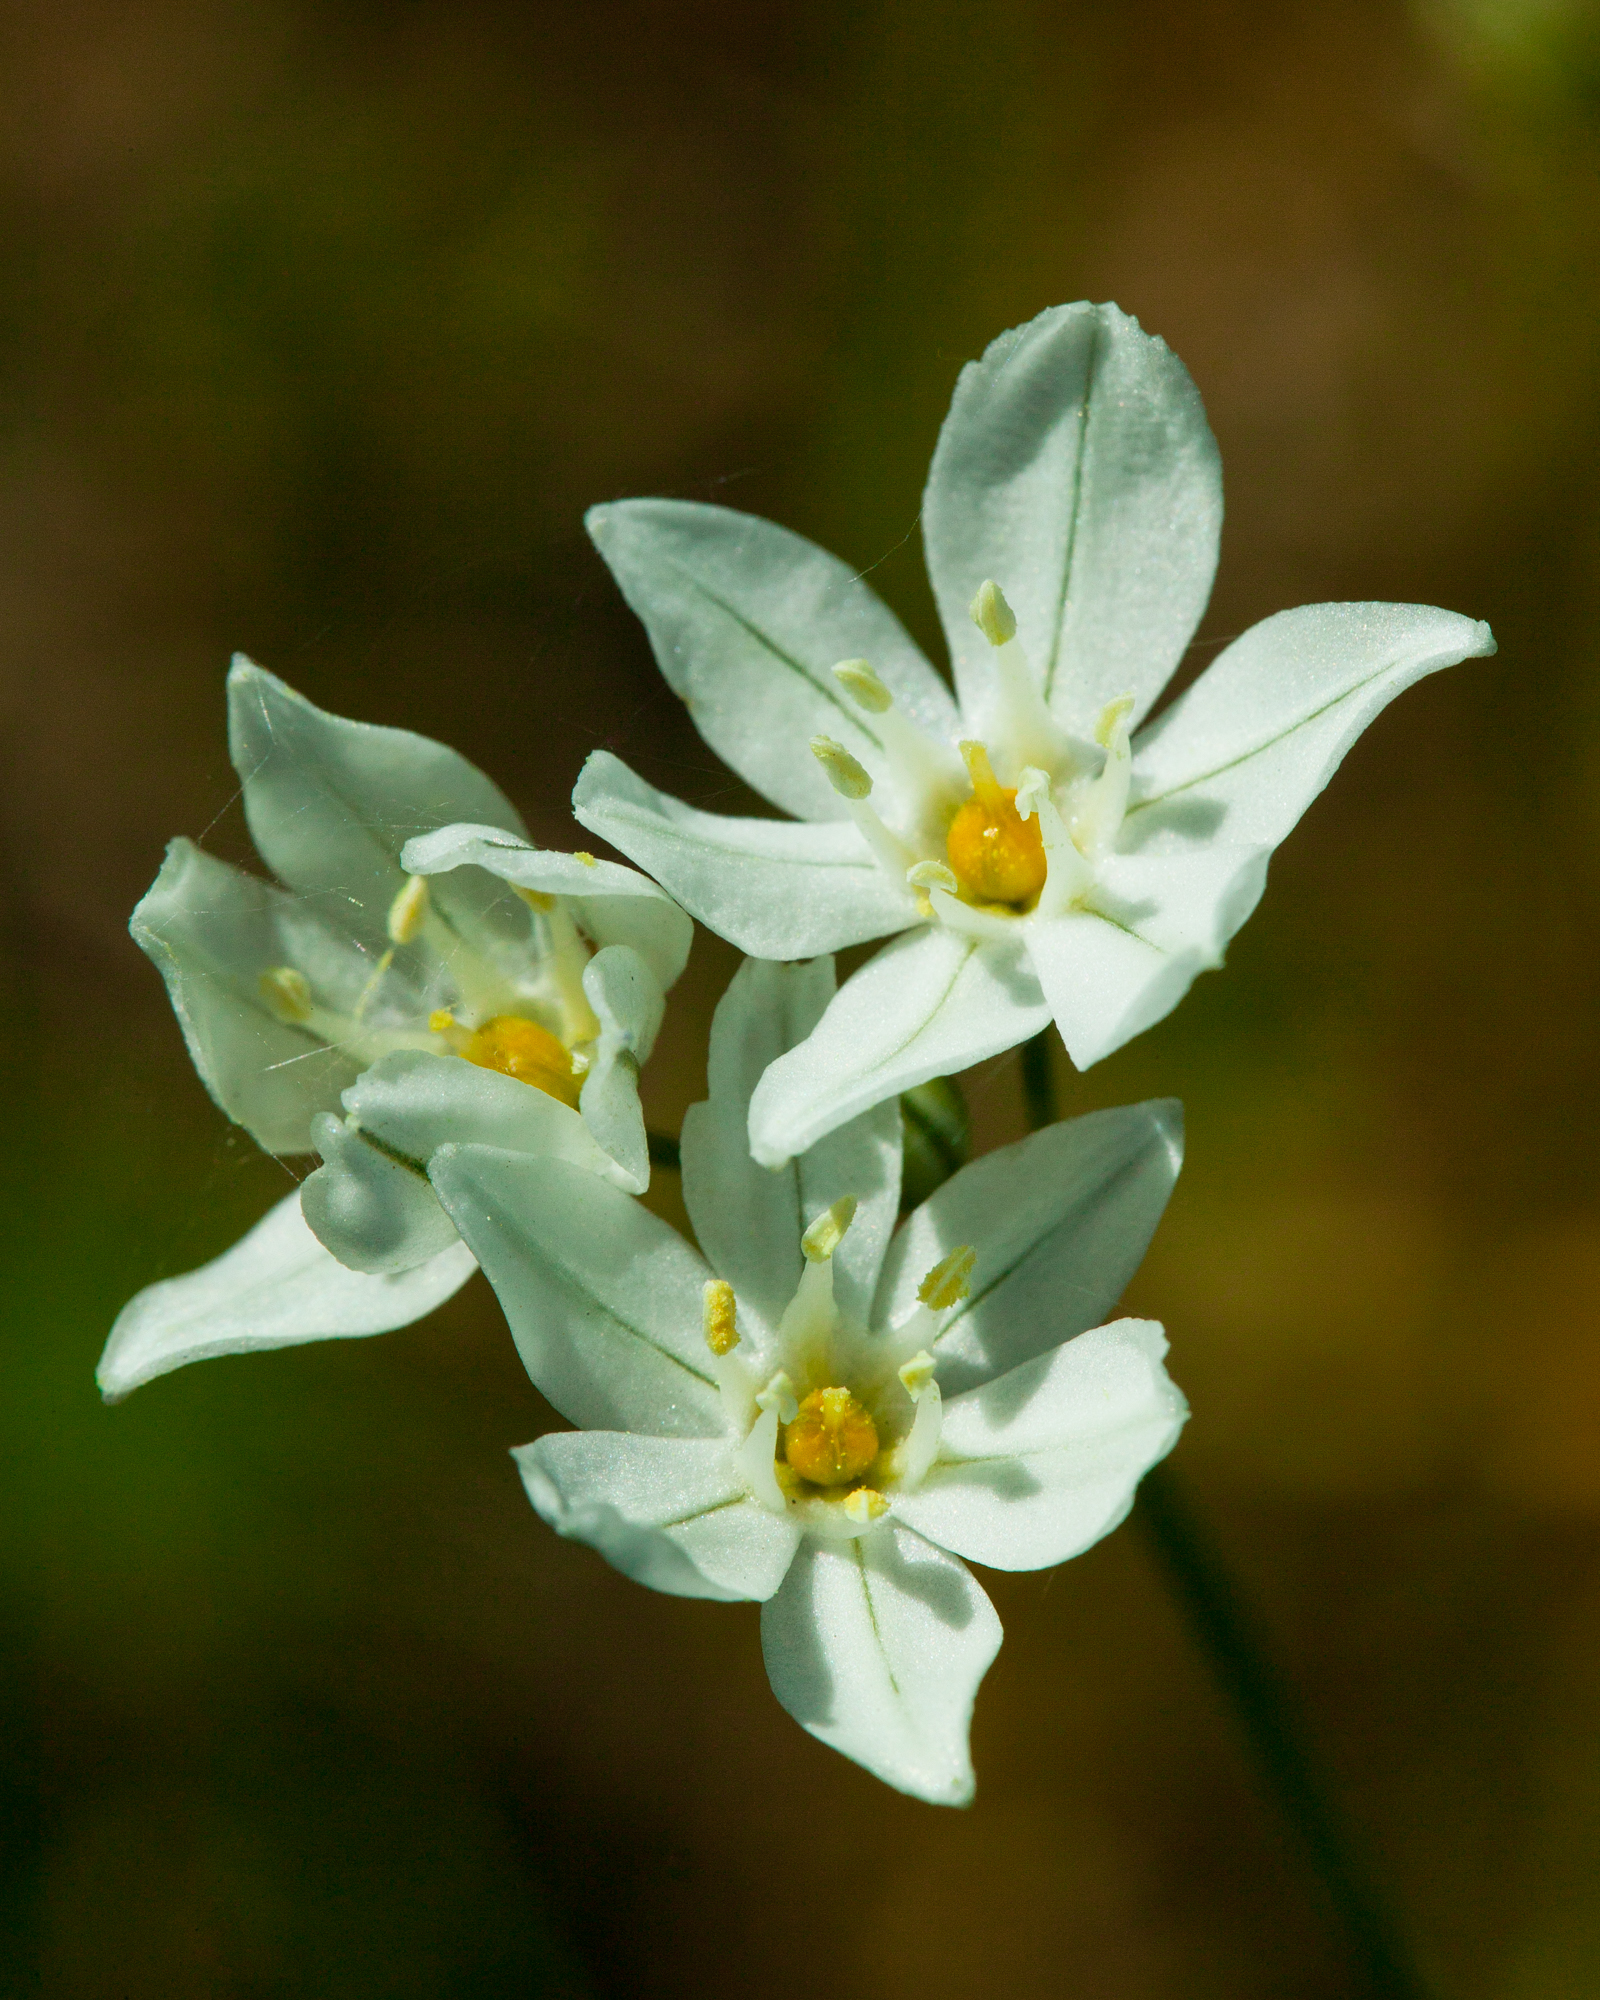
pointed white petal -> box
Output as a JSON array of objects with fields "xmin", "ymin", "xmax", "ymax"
[
  {"xmin": 578, "ymin": 944, "xmax": 664, "ymax": 1195},
  {"xmin": 760, "ymin": 1525, "xmax": 1001, "ymax": 1804},
  {"xmin": 923, "ymin": 302, "xmax": 1221, "ymax": 735},
  {"xmin": 515, "ymin": 1431, "xmax": 800, "ymax": 1602},
  {"xmin": 875, "ymin": 1101, "xmax": 1184, "ymax": 1395},
  {"xmin": 747, "ymin": 928, "xmax": 1049, "ymax": 1168},
  {"xmin": 586, "ymin": 499, "xmax": 959, "ymax": 823},
  {"xmin": 1023, "ymin": 844, "xmax": 1271, "ymax": 1069},
  {"xmin": 572, "ymin": 752, "xmax": 917, "ymax": 957},
  {"xmin": 97, "ymin": 1192, "xmax": 475, "ymax": 1401},
  {"xmin": 1127, "ymin": 602, "xmax": 1496, "ymax": 847},
  {"xmin": 300, "ymin": 1112, "xmax": 462, "ymax": 1274},
  {"xmin": 227, "ymin": 658, "xmax": 526, "ymax": 947},
  {"xmin": 428, "ymin": 1147, "xmax": 723, "ymax": 1436},
  {"xmin": 131, "ymin": 838, "xmax": 371, "ymax": 1154},
  {"xmin": 894, "ymin": 1319, "xmax": 1186, "ymax": 1570},
  {"xmin": 680, "ymin": 960, "xmax": 902, "ymax": 1339},
  {"xmin": 400, "ymin": 823, "xmax": 693, "ymax": 991}
]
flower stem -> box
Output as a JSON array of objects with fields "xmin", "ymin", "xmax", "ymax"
[{"xmin": 1017, "ymin": 1029, "xmax": 1433, "ymax": 1999}]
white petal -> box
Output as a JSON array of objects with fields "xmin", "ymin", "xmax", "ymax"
[
  {"xmin": 228, "ymin": 657, "xmax": 526, "ymax": 947},
  {"xmin": 578, "ymin": 944, "xmax": 664, "ymax": 1195},
  {"xmin": 874, "ymin": 1101, "xmax": 1183, "ymax": 1396},
  {"xmin": 97, "ymin": 1192, "xmax": 476, "ymax": 1401},
  {"xmin": 515, "ymin": 1431, "xmax": 800, "ymax": 1602},
  {"xmin": 340, "ymin": 1045, "xmax": 622, "ymax": 1170},
  {"xmin": 1023, "ymin": 844, "xmax": 1271, "ymax": 1069},
  {"xmin": 572, "ymin": 752, "xmax": 917, "ymax": 957},
  {"xmin": 894, "ymin": 1319, "xmax": 1186, "ymax": 1570},
  {"xmin": 760, "ymin": 1525, "xmax": 1001, "ymax": 1805},
  {"xmin": 428, "ymin": 1147, "xmax": 723, "ymax": 1436},
  {"xmin": 131, "ymin": 838, "xmax": 370, "ymax": 1154},
  {"xmin": 747, "ymin": 928, "xmax": 1050, "ymax": 1168},
  {"xmin": 1127, "ymin": 602, "xmax": 1497, "ymax": 847},
  {"xmin": 300, "ymin": 1112, "xmax": 462, "ymax": 1274},
  {"xmin": 586, "ymin": 499, "xmax": 959, "ymax": 823},
  {"xmin": 680, "ymin": 959, "xmax": 902, "ymax": 1339},
  {"xmin": 400, "ymin": 823, "xmax": 693, "ymax": 991},
  {"xmin": 922, "ymin": 302, "xmax": 1221, "ymax": 735}
]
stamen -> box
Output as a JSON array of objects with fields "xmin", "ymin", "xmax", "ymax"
[
  {"xmin": 843, "ymin": 1487, "xmax": 890, "ymax": 1525},
  {"xmin": 1071, "ymin": 694, "xmax": 1135, "ymax": 860},
  {"xmin": 756, "ymin": 1370, "xmax": 799, "ymax": 1424},
  {"xmin": 897, "ymin": 1356, "xmax": 944, "ymax": 1490},
  {"xmin": 1015, "ymin": 764, "xmax": 1093, "ymax": 916},
  {"xmin": 969, "ymin": 579, "xmax": 1018, "ymax": 648},
  {"xmin": 811, "ymin": 736, "xmax": 918, "ymax": 880},
  {"xmin": 898, "ymin": 1348, "xmax": 938, "ymax": 1397},
  {"xmin": 737, "ymin": 1404, "xmax": 787, "ymax": 1513},
  {"xmin": 513, "ymin": 885, "xmax": 556, "ymax": 914},
  {"xmin": 386, "ymin": 874, "xmax": 430, "ymax": 946},
  {"xmin": 907, "ymin": 860, "xmax": 959, "ymax": 895},
  {"xmin": 259, "ymin": 965, "xmax": 313, "ymax": 1024},
  {"xmin": 832, "ymin": 659, "xmax": 892, "ymax": 714},
  {"xmin": 703, "ymin": 1279, "xmax": 739, "ymax": 1356},
  {"xmin": 802, "ymin": 1196, "xmax": 857, "ymax": 1263},
  {"xmin": 811, "ymin": 735, "xmax": 873, "ymax": 801},
  {"xmin": 574, "ymin": 851, "xmax": 598, "ymax": 867},
  {"xmin": 917, "ymin": 1245, "xmax": 975, "ymax": 1311},
  {"xmin": 967, "ymin": 578, "xmax": 1069, "ymax": 775},
  {"xmin": 946, "ymin": 741, "xmax": 1049, "ymax": 907},
  {"xmin": 782, "ymin": 1387, "xmax": 880, "ymax": 1487}
]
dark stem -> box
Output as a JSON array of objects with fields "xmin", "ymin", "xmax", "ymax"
[
  {"xmin": 646, "ymin": 1130, "xmax": 681, "ymax": 1172},
  {"xmin": 1017, "ymin": 1028, "xmax": 1433, "ymax": 1999}
]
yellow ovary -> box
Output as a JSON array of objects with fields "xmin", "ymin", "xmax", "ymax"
[
  {"xmin": 458, "ymin": 1014, "xmax": 583, "ymax": 1109},
  {"xmin": 782, "ymin": 1387, "xmax": 880, "ymax": 1488},
  {"xmin": 946, "ymin": 743, "xmax": 1048, "ymax": 908}
]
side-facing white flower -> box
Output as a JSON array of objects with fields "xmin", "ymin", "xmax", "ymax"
[
  {"xmin": 98, "ymin": 660, "xmax": 690, "ymax": 1401},
  {"xmin": 427, "ymin": 957, "xmax": 1187, "ymax": 1804},
  {"xmin": 570, "ymin": 301, "xmax": 1496, "ymax": 1166}
]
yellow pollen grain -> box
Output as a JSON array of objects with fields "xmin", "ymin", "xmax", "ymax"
[
  {"xmin": 460, "ymin": 1015, "xmax": 583, "ymax": 1108},
  {"xmin": 574, "ymin": 851, "xmax": 598, "ymax": 867},
  {"xmin": 782, "ymin": 1387, "xmax": 880, "ymax": 1488},
  {"xmin": 946, "ymin": 743, "xmax": 1047, "ymax": 907},
  {"xmin": 703, "ymin": 1279, "xmax": 739, "ymax": 1356}
]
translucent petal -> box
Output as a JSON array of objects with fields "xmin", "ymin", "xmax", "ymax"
[
  {"xmin": 747, "ymin": 927, "xmax": 1050, "ymax": 1168},
  {"xmin": 578, "ymin": 944, "xmax": 664, "ymax": 1196},
  {"xmin": 875, "ymin": 1101, "xmax": 1183, "ymax": 1396},
  {"xmin": 894, "ymin": 1319, "xmax": 1186, "ymax": 1569},
  {"xmin": 428, "ymin": 1147, "xmax": 723, "ymax": 1437},
  {"xmin": 680, "ymin": 959, "xmax": 902, "ymax": 1340},
  {"xmin": 131, "ymin": 837, "xmax": 370, "ymax": 1154},
  {"xmin": 228, "ymin": 658, "xmax": 526, "ymax": 948},
  {"xmin": 300, "ymin": 1112, "xmax": 461, "ymax": 1275},
  {"xmin": 586, "ymin": 499, "xmax": 959, "ymax": 823},
  {"xmin": 923, "ymin": 302, "xmax": 1221, "ymax": 735},
  {"xmin": 515, "ymin": 1431, "xmax": 800, "ymax": 1602},
  {"xmin": 97, "ymin": 1192, "xmax": 476, "ymax": 1401},
  {"xmin": 572, "ymin": 752, "xmax": 917, "ymax": 958},
  {"xmin": 1127, "ymin": 602, "xmax": 1497, "ymax": 848},
  {"xmin": 760, "ymin": 1526, "xmax": 1001, "ymax": 1805}
]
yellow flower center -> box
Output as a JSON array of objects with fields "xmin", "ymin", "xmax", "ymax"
[
  {"xmin": 945, "ymin": 741, "xmax": 1047, "ymax": 907},
  {"xmin": 782, "ymin": 1387, "xmax": 880, "ymax": 1487},
  {"xmin": 454, "ymin": 1014, "xmax": 583, "ymax": 1109}
]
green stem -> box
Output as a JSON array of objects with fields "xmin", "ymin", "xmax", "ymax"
[{"xmin": 1018, "ymin": 1029, "xmax": 1433, "ymax": 1999}]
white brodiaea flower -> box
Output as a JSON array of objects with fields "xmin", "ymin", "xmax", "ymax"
[
  {"xmin": 569, "ymin": 300, "xmax": 1497, "ymax": 1167},
  {"xmin": 427, "ymin": 957, "xmax": 1188, "ymax": 1804},
  {"xmin": 97, "ymin": 660, "xmax": 690, "ymax": 1402}
]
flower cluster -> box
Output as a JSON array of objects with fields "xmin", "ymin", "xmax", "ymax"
[{"xmin": 101, "ymin": 301, "xmax": 1492, "ymax": 1801}]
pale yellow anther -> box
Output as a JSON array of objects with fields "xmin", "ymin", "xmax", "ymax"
[
  {"xmin": 970, "ymin": 579, "xmax": 1018, "ymax": 648},
  {"xmin": 259, "ymin": 965, "xmax": 313, "ymax": 1024},
  {"xmin": 918, "ymin": 1243, "xmax": 976, "ymax": 1311},
  {"xmin": 703, "ymin": 1279, "xmax": 739, "ymax": 1357},
  {"xmin": 811, "ymin": 735, "xmax": 873, "ymax": 801},
  {"xmin": 802, "ymin": 1196, "xmax": 858, "ymax": 1263},
  {"xmin": 844, "ymin": 1486, "xmax": 890, "ymax": 1524},
  {"xmin": 899, "ymin": 1349, "xmax": 938, "ymax": 1398},
  {"xmin": 1013, "ymin": 766, "xmax": 1052, "ymax": 820},
  {"xmin": 574, "ymin": 851, "xmax": 598, "ymax": 867},
  {"xmin": 907, "ymin": 859, "xmax": 960, "ymax": 895},
  {"xmin": 386, "ymin": 873, "xmax": 430, "ymax": 946},
  {"xmin": 1095, "ymin": 694, "xmax": 1136, "ymax": 749},
  {"xmin": 832, "ymin": 658, "xmax": 893, "ymax": 714},
  {"xmin": 514, "ymin": 884, "xmax": 557, "ymax": 913},
  {"xmin": 757, "ymin": 1371, "xmax": 799, "ymax": 1423},
  {"xmin": 958, "ymin": 739, "xmax": 1007, "ymax": 810},
  {"xmin": 428, "ymin": 1008, "xmax": 458, "ymax": 1036}
]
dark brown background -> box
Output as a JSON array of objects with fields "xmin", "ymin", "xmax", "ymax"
[{"xmin": 5, "ymin": 1, "xmax": 1600, "ymax": 1993}]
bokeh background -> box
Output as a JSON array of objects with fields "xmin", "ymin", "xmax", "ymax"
[{"xmin": 6, "ymin": 0, "xmax": 1600, "ymax": 1992}]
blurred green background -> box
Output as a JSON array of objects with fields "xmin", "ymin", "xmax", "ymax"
[{"xmin": 6, "ymin": 0, "xmax": 1600, "ymax": 1992}]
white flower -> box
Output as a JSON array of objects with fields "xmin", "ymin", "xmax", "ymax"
[
  {"xmin": 570, "ymin": 301, "xmax": 1496, "ymax": 1166},
  {"xmin": 99, "ymin": 659, "xmax": 691, "ymax": 1400},
  {"xmin": 427, "ymin": 957, "xmax": 1187, "ymax": 1804}
]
